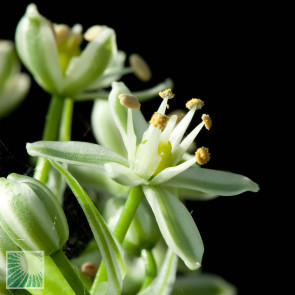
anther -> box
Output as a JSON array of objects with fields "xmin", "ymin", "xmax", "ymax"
[
  {"xmin": 202, "ymin": 114, "xmax": 212, "ymax": 130},
  {"xmin": 84, "ymin": 25, "xmax": 106, "ymax": 41},
  {"xmin": 81, "ymin": 262, "xmax": 98, "ymax": 278},
  {"xmin": 119, "ymin": 93, "xmax": 141, "ymax": 110},
  {"xmin": 195, "ymin": 147, "xmax": 210, "ymax": 165},
  {"xmin": 53, "ymin": 24, "xmax": 70, "ymax": 44},
  {"xmin": 150, "ymin": 112, "xmax": 169, "ymax": 130},
  {"xmin": 186, "ymin": 98, "xmax": 204, "ymax": 110},
  {"xmin": 129, "ymin": 53, "xmax": 152, "ymax": 82},
  {"xmin": 159, "ymin": 89, "xmax": 175, "ymax": 99}
]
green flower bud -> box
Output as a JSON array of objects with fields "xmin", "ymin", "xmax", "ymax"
[
  {"xmin": 0, "ymin": 40, "xmax": 30, "ymax": 118},
  {"xmin": 0, "ymin": 174, "xmax": 69, "ymax": 256},
  {"xmin": 104, "ymin": 198, "xmax": 160, "ymax": 255},
  {"xmin": 15, "ymin": 4, "xmax": 116, "ymax": 98},
  {"xmin": 0, "ymin": 228, "xmax": 20, "ymax": 293}
]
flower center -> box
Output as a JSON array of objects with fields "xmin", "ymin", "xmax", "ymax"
[{"xmin": 153, "ymin": 141, "xmax": 174, "ymax": 176}]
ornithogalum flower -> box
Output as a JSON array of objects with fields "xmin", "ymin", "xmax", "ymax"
[
  {"xmin": 26, "ymin": 82, "xmax": 259, "ymax": 270},
  {"xmin": 15, "ymin": 3, "xmax": 119, "ymax": 99},
  {"xmin": 0, "ymin": 40, "xmax": 30, "ymax": 118}
]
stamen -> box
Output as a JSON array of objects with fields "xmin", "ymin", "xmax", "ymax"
[
  {"xmin": 81, "ymin": 262, "xmax": 98, "ymax": 278},
  {"xmin": 159, "ymin": 89, "xmax": 175, "ymax": 99},
  {"xmin": 168, "ymin": 109, "xmax": 186, "ymax": 125},
  {"xmin": 150, "ymin": 112, "xmax": 169, "ymax": 130},
  {"xmin": 119, "ymin": 94, "xmax": 141, "ymax": 110},
  {"xmin": 195, "ymin": 147, "xmax": 210, "ymax": 165},
  {"xmin": 129, "ymin": 53, "xmax": 152, "ymax": 82},
  {"xmin": 84, "ymin": 25, "xmax": 106, "ymax": 41},
  {"xmin": 202, "ymin": 114, "xmax": 212, "ymax": 130},
  {"xmin": 186, "ymin": 98, "xmax": 204, "ymax": 110},
  {"xmin": 53, "ymin": 24, "xmax": 70, "ymax": 44}
]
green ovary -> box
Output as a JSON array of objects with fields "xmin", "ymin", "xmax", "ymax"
[{"xmin": 153, "ymin": 141, "xmax": 174, "ymax": 176}]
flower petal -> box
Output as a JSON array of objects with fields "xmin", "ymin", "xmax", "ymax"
[
  {"xmin": 172, "ymin": 273, "xmax": 237, "ymax": 295},
  {"xmin": 26, "ymin": 141, "xmax": 129, "ymax": 167},
  {"xmin": 164, "ymin": 166, "xmax": 260, "ymax": 196},
  {"xmin": 149, "ymin": 157, "xmax": 196, "ymax": 185},
  {"xmin": 91, "ymin": 99, "xmax": 127, "ymax": 157},
  {"xmin": 142, "ymin": 186, "xmax": 204, "ymax": 270},
  {"xmin": 108, "ymin": 81, "xmax": 148, "ymax": 148},
  {"xmin": 104, "ymin": 162, "xmax": 148, "ymax": 186},
  {"xmin": 137, "ymin": 249, "xmax": 177, "ymax": 295},
  {"xmin": 63, "ymin": 27, "xmax": 115, "ymax": 96}
]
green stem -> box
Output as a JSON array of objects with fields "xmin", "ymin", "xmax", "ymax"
[
  {"xmin": 139, "ymin": 249, "xmax": 157, "ymax": 290},
  {"xmin": 59, "ymin": 98, "xmax": 74, "ymax": 141},
  {"xmin": 33, "ymin": 95, "xmax": 64, "ymax": 183},
  {"xmin": 51, "ymin": 249, "xmax": 90, "ymax": 295},
  {"xmin": 91, "ymin": 186, "xmax": 143, "ymax": 291}
]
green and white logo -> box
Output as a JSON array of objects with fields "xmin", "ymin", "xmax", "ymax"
[{"xmin": 6, "ymin": 251, "xmax": 44, "ymax": 289}]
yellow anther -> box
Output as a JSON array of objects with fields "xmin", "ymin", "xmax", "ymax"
[
  {"xmin": 119, "ymin": 93, "xmax": 141, "ymax": 110},
  {"xmin": 150, "ymin": 112, "xmax": 169, "ymax": 130},
  {"xmin": 202, "ymin": 114, "xmax": 212, "ymax": 130},
  {"xmin": 84, "ymin": 25, "xmax": 106, "ymax": 41},
  {"xmin": 186, "ymin": 98, "xmax": 204, "ymax": 110},
  {"xmin": 81, "ymin": 262, "xmax": 98, "ymax": 278},
  {"xmin": 159, "ymin": 89, "xmax": 175, "ymax": 99},
  {"xmin": 53, "ymin": 24, "xmax": 70, "ymax": 44},
  {"xmin": 129, "ymin": 53, "xmax": 152, "ymax": 82},
  {"xmin": 195, "ymin": 147, "xmax": 210, "ymax": 165}
]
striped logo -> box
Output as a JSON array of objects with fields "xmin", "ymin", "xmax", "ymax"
[{"xmin": 6, "ymin": 251, "xmax": 44, "ymax": 289}]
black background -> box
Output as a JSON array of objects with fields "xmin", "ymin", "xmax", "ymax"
[{"xmin": 0, "ymin": 1, "xmax": 278, "ymax": 294}]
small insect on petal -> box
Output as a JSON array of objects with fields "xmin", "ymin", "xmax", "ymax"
[
  {"xmin": 195, "ymin": 147, "xmax": 210, "ymax": 165},
  {"xmin": 186, "ymin": 98, "xmax": 204, "ymax": 110},
  {"xmin": 84, "ymin": 25, "xmax": 107, "ymax": 41},
  {"xmin": 119, "ymin": 93, "xmax": 141, "ymax": 110},
  {"xmin": 159, "ymin": 89, "xmax": 175, "ymax": 99},
  {"xmin": 202, "ymin": 114, "xmax": 212, "ymax": 130},
  {"xmin": 129, "ymin": 53, "xmax": 152, "ymax": 82},
  {"xmin": 150, "ymin": 112, "xmax": 169, "ymax": 130},
  {"xmin": 81, "ymin": 261, "xmax": 98, "ymax": 278}
]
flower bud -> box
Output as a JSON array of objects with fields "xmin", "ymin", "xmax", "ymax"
[
  {"xmin": 0, "ymin": 40, "xmax": 30, "ymax": 118},
  {"xmin": 104, "ymin": 198, "xmax": 160, "ymax": 255},
  {"xmin": 15, "ymin": 4, "xmax": 116, "ymax": 98},
  {"xmin": 0, "ymin": 174, "xmax": 69, "ymax": 256}
]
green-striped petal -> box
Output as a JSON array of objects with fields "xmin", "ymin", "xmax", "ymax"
[
  {"xmin": 137, "ymin": 249, "xmax": 177, "ymax": 295},
  {"xmin": 15, "ymin": 4, "xmax": 64, "ymax": 94},
  {"xmin": 26, "ymin": 141, "xmax": 129, "ymax": 168},
  {"xmin": 108, "ymin": 81, "xmax": 148, "ymax": 149},
  {"xmin": 172, "ymin": 273, "xmax": 237, "ymax": 295},
  {"xmin": 164, "ymin": 166, "xmax": 260, "ymax": 196},
  {"xmin": 142, "ymin": 186, "xmax": 204, "ymax": 270},
  {"xmin": 50, "ymin": 160, "xmax": 126, "ymax": 295},
  {"xmin": 91, "ymin": 99, "xmax": 127, "ymax": 157},
  {"xmin": 64, "ymin": 27, "xmax": 115, "ymax": 96}
]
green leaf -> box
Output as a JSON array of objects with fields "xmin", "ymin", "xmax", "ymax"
[
  {"xmin": 164, "ymin": 166, "xmax": 260, "ymax": 196},
  {"xmin": 137, "ymin": 249, "xmax": 177, "ymax": 295},
  {"xmin": 171, "ymin": 273, "xmax": 237, "ymax": 295},
  {"xmin": 142, "ymin": 186, "xmax": 204, "ymax": 270},
  {"xmin": 26, "ymin": 141, "xmax": 129, "ymax": 167},
  {"xmin": 49, "ymin": 160, "xmax": 126, "ymax": 295},
  {"xmin": 63, "ymin": 27, "xmax": 115, "ymax": 96}
]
